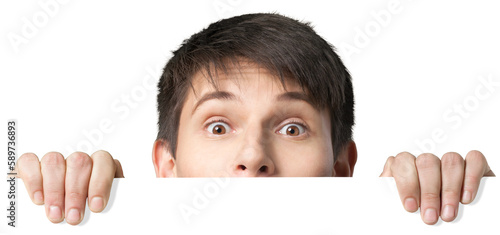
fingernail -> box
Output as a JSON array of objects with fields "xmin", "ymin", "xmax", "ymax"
[
  {"xmin": 424, "ymin": 208, "xmax": 438, "ymax": 224},
  {"xmin": 462, "ymin": 190, "xmax": 472, "ymax": 204},
  {"xmin": 66, "ymin": 208, "xmax": 81, "ymax": 224},
  {"xmin": 33, "ymin": 191, "xmax": 44, "ymax": 204},
  {"xmin": 442, "ymin": 205, "xmax": 455, "ymax": 221},
  {"xmin": 404, "ymin": 197, "xmax": 418, "ymax": 212},
  {"xmin": 90, "ymin": 197, "xmax": 104, "ymax": 212},
  {"xmin": 48, "ymin": 206, "xmax": 62, "ymax": 221}
]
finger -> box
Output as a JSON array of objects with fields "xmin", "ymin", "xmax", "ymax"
[
  {"xmin": 41, "ymin": 152, "xmax": 66, "ymax": 223},
  {"xmin": 440, "ymin": 152, "xmax": 464, "ymax": 222},
  {"xmin": 390, "ymin": 152, "xmax": 420, "ymax": 213},
  {"xmin": 462, "ymin": 150, "xmax": 491, "ymax": 204},
  {"xmin": 17, "ymin": 153, "xmax": 44, "ymax": 205},
  {"xmin": 380, "ymin": 156, "xmax": 394, "ymax": 177},
  {"xmin": 88, "ymin": 150, "xmax": 117, "ymax": 213},
  {"xmin": 65, "ymin": 152, "xmax": 93, "ymax": 225},
  {"xmin": 416, "ymin": 153, "xmax": 441, "ymax": 225},
  {"xmin": 114, "ymin": 159, "xmax": 124, "ymax": 178}
]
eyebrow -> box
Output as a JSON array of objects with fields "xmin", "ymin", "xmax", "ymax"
[
  {"xmin": 275, "ymin": 91, "xmax": 314, "ymax": 107},
  {"xmin": 191, "ymin": 91, "xmax": 314, "ymax": 115},
  {"xmin": 192, "ymin": 91, "xmax": 237, "ymax": 115}
]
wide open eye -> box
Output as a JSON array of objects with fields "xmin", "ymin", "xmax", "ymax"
[
  {"xmin": 206, "ymin": 122, "xmax": 232, "ymax": 135},
  {"xmin": 278, "ymin": 123, "xmax": 305, "ymax": 136}
]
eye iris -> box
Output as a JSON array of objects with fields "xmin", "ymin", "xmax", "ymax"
[
  {"xmin": 286, "ymin": 126, "xmax": 299, "ymax": 136},
  {"xmin": 213, "ymin": 125, "xmax": 226, "ymax": 134}
]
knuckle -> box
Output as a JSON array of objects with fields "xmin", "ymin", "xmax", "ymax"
[
  {"xmin": 466, "ymin": 150, "xmax": 486, "ymax": 163},
  {"xmin": 465, "ymin": 174, "xmax": 481, "ymax": 184},
  {"xmin": 94, "ymin": 150, "xmax": 111, "ymax": 156},
  {"xmin": 22, "ymin": 170, "xmax": 40, "ymax": 183},
  {"xmin": 441, "ymin": 189, "xmax": 461, "ymax": 199},
  {"xmin": 391, "ymin": 153, "xmax": 415, "ymax": 174},
  {"xmin": 18, "ymin": 153, "xmax": 39, "ymax": 166},
  {"xmin": 392, "ymin": 159, "xmax": 412, "ymax": 173},
  {"xmin": 394, "ymin": 153, "xmax": 414, "ymax": 165},
  {"xmin": 441, "ymin": 152, "xmax": 464, "ymax": 168},
  {"xmin": 421, "ymin": 192, "xmax": 440, "ymax": 202},
  {"xmin": 416, "ymin": 153, "xmax": 440, "ymax": 169},
  {"xmin": 66, "ymin": 191, "xmax": 85, "ymax": 202},
  {"xmin": 91, "ymin": 150, "xmax": 113, "ymax": 162},
  {"xmin": 25, "ymin": 178, "xmax": 40, "ymax": 189},
  {"xmin": 45, "ymin": 190, "xmax": 65, "ymax": 200},
  {"xmin": 66, "ymin": 152, "xmax": 92, "ymax": 169},
  {"xmin": 41, "ymin": 152, "xmax": 65, "ymax": 166},
  {"xmin": 91, "ymin": 150, "xmax": 117, "ymax": 173},
  {"xmin": 400, "ymin": 181, "xmax": 419, "ymax": 191},
  {"xmin": 395, "ymin": 152, "xmax": 415, "ymax": 160}
]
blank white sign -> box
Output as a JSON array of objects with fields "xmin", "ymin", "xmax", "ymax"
[{"xmin": 1, "ymin": 178, "xmax": 499, "ymax": 234}]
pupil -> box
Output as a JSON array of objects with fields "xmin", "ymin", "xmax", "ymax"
[
  {"xmin": 287, "ymin": 127, "xmax": 296, "ymax": 135},
  {"xmin": 213, "ymin": 125, "xmax": 225, "ymax": 134}
]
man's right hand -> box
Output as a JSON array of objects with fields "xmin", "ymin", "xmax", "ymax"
[{"xmin": 16, "ymin": 150, "xmax": 124, "ymax": 225}]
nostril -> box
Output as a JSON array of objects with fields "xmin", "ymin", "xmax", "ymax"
[
  {"xmin": 259, "ymin": 166, "xmax": 267, "ymax": 172},
  {"xmin": 238, "ymin": 165, "xmax": 247, "ymax": 170}
]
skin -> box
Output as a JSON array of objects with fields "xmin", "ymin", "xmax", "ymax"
[
  {"xmin": 380, "ymin": 151, "xmax": 495, "ymax": 225},
  {"xmin": 16, "ymin": 64, "xmax": 494, "ymax": 225},
  {"xmin": 153, "ymin": 65, "xmax": 355, "ymax": 177},
  {"xmin": 17, "ymin": 151, "xmax": 123, "ymax": 225}
]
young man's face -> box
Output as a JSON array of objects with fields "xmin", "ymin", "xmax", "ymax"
[{"xmin": 153, "ymin": 63, "xmax": 353, "ymax": 177}]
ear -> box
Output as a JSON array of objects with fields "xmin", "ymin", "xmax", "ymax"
[
  {"xmin": 152, "ymin": 139, "xmax": 177, "ymax": 177},
  {"xmin": 332, "ymin": 141, "xmax": 358, "ymax": 177}
]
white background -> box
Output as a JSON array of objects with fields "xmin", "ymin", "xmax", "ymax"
[{"xmin": 1, "ymin": 0, "xmax": 499, "ymax": 234}]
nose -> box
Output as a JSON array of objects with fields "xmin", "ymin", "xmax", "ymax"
[{"xmin": 230, "ymin": 127, "xmax": 275, "ymax": 177}]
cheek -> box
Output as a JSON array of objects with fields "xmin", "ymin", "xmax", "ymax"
[
  {"xmin": 175, "ymin": 134, "xmax": 235, "ymax": 177},
  {"xmin": 274, "ymin": 139, "xmax": 333, "ymax": 176},
  {"xmin": 174, "ymin": 126, "xmax": 207, "ymax": 176}
]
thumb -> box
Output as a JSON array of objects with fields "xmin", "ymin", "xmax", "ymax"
[
  {"xmin": 114, "ymin": 159, "xmax": 124, "ymax": 178},
  {"xmin": 380, "ymin": 156, "xmax": 394, "ymax": 177}
]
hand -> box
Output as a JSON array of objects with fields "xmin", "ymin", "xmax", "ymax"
[
  {"xmin": 380, "ymin": 150, "xmax": 494, "ymax": 225},
  {"xmin": 16, "ymin": 150, "xmax": 124, "ymax": 225}
]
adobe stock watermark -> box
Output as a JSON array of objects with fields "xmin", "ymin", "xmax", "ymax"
[
  {"xmin": 338, "ymin": 0, "xmax": 413, "ymax": 62},
  {"xmin": 212, "ymin": 0, "xmax": 243, "ymax": 18},
  {"xmin": 63, "ymin": 64, "xmax": 162, "ymax": 153},
  {"xmin": 413, "ymin": 74, "xmax": 499, "ymax": 153},
  {"xmin": 178, "ymin": 176, "xmax": 231, "ymax": 224},
  {"xmin": 7, "ymin": 0, "xmax": 70, "ymax": 54}
]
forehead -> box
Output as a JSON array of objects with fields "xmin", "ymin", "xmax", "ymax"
[{"xmin": 189, "ymin": 62, "xmax": 307, "ymax": 99}]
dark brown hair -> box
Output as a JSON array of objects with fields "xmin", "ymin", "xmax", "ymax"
[{"xmin": 157, "ymin": 13, "xmax": 354, "ymax": 161}]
